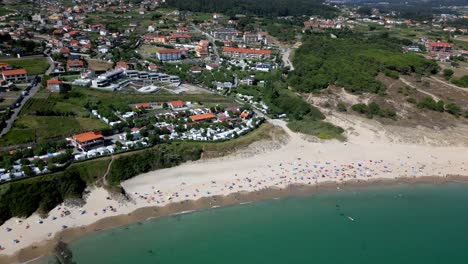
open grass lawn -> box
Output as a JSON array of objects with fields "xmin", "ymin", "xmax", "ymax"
[
  {"xmin": 0, "ymin": 98, "xmax": 15, "ymax": 109},
  {"xmin": 0, "ymin": 57, "xmax": 49, "ymax": 75},
  {"xmin": 0, "ymin": 115, "xmax": 107, "ymax": 146},
  {"xmin": 73, "ymin": 87, "xmax": 234, "ymax": 106}
]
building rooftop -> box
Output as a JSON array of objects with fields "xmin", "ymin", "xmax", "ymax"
[
  {"xmin": 2, "ymin": 69, "xmax": 27, "ymax": 76},
  {"xmin": 72, "ymin": 131, "xmax": 103, "ymax": 143},
  {"xmin": 190, "ymin": 113, "xmax": 216, "ymax": 122}
]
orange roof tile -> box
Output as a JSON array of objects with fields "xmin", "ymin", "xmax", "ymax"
[
  {"xmin": 47, "ymin": 79, "xmax": 63, "ymax": 85},
  {"xmin": 135, "ymin": 103, "xmax": 150, "ymax": 109},
  {"xmin": 190, "ymin": 113, "xmax": 216, "ymax": 122},
  {"xmin": 72, "ymin": 131, "xmax": 103, "ymax": 143},
  {"xmin": 169, "ymin": 100, "xmax": 185, "ymax": 107},
  {"xmin": 2, "ymin": 69, "xmax": 27, "ymax": 76}
]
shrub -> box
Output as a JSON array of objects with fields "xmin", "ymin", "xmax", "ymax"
[
  {"xmin": 445, "ymin": 102, "xmax": 462, "ymax": 116},
  {"xmin": 443, "ymin": 69, "xmax": 454, "ymax": 80}
]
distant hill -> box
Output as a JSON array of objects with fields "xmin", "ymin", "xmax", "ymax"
[
  {"xmin": 165, "ymin": 0, "xmax": 339, "ymax": 18},
  {"xmin": 335, "ymin": 0, "xmax": 467, "ymax": 5}
]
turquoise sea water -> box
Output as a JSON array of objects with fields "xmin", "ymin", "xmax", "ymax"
[{"xmin": 42, "ymin": 183, "xmax": 468, "ymax": 264}]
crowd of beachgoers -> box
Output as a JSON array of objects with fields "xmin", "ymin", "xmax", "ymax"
[{"xmin": 0, "ymin": 120, "xmax": 467, "ymax": 258}]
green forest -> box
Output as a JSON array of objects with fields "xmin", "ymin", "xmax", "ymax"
[
  {"xmin": 288, "ymin": 31, "xmax": 439, "ymax": 93},
  {"xmin": 165, "ymin": 0, "xmax": 338, "ymax": 18}
]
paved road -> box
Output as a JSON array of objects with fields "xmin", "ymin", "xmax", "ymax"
[
  {"xmin": 191, "ymin": 24, "xmax": 220, "ymax": 64},
  {"xmin": 45, "ymin": 55, "xmax": 55, "ymax": 75},
  {"xmin": 0, "ymin": 80, "xmax": 42, "ymax": 137}
]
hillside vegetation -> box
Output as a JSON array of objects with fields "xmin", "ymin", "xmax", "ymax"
[
  {"xmin": 165, "ymin": 0, "xmax": 338, "ymax": 17},
  {"xmin": 288, "ymin": 31, "xmax": 439, "ymax": 93}
]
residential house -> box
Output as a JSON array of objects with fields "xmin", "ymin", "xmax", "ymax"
[
  {"xmin": 196, "ymin": 40, "xmax": 209, "ymax": 57},
  {"xmin": 135, "ymin": 103, "xmax": 151, "ymax": 110},
  {"xmin": 156, "ymin": 49, "xmax": 181, "ymax": 62},
  {"xmin": 425, "ymin": 41, "xmax": 453, "ymax": 52},
  {"xmin": 212, "ymin": 28, "xmax": 240, "ymax": 41},
  {"xmin": 47, "ymin": 79, "xmax": 63, "ymax": 92},
  {"xmin": 71, "ymin": 131, "xmax": 104, "ymax": 151},
  {"xmin": 169, "ymin": 100, "xmax": 186, "ymax": 110},
  {"xmin": 67, "ymin": 59, "xmax": 84, "ymax": 72},
  {"xmin": 170, "ymin": 33, "xmax": 192, "ymax": 43},
  {"xmin": 115, "ymin": 61, "xmax": 129, "ymax": 70},
  {"xmin": 1, "ymin": 69, "xmax": 27, "ymax": 83}
]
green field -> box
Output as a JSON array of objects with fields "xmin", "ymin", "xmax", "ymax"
[{"xmin": 0, "ymin": 57, "xmax": 49, "ymax": 75}]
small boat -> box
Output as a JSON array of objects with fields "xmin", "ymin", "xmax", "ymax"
[{"xmin": 348, "ymin": 216, "xmax": 354, "ymax": 221}]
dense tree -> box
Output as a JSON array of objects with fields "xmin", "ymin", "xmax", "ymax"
[
  {"xmin": 165, "ymin": 0, "xmax": 338, "ymax": 18},
  {"xmin": 289, "ymin": 31, "xmax": 439, "ymax": 94}
]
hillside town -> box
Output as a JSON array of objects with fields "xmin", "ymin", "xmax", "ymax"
[{"xmin": 0, "ymin": 1, "xmax": 467, "ymax": 185}]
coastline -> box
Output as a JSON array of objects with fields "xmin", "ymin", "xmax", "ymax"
[
  {"xmin": 1, "ymin": 119, "xmax": 468, "ymax": 263},
  {"xmin": 2, "ymin": 174, "xmax": 468, "ymax": 264}
]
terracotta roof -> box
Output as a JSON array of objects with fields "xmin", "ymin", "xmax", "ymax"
[
  {"xmin": 190, "ymin": 113, "xmax": 216, "ymax": 122},
  {"xmin": 72, "ymin": 131, "xmax": 103, "ymax": 143},
  {"xmin": 2, "ymin": 69, "xmax": 27, "ymax": 76},
  {"xmin": 116, "ymin": 61, "xmax": 128, "ymax": 69},
  {"xmin": 223, "ymin": 47, "xmax": 272, "ymax": 55},
  {"xmin": 157, "ymin": 49, "xmax": 181, "ymax": 54},
  {"xmin": 67, "ymin": 60, "xmax": 84, "ymax": 67},
  {"xmin": 169, "ymin": 100, "xmax": 185, "ymax": 107},
  {"xmin": 47, "ymin": 79, "xmax": 63, "ymax": 85},
  {"xmin": 135, "ymin": 103, "xmax": 150, "ymax": 109},
  {"xmin": 170, "ymin": 33, "xmax": 192, "ymax": 39},
  {"xmin": 427, "ymin": 41, "xmax": 452, "ymax": 47},
  {"xmin": 240, "ymin": 112, "xmax": 249, "ymax": 118}
]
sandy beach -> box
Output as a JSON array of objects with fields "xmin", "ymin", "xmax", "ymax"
[{"xmin": 1, "ymin": 118, "xmax": 467, "ymax": 263}]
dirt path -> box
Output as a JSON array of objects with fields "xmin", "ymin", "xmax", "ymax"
[
  {"xmin": 400, "ymin": 77, "xmax": 441, "ymax": 101},
  {"xmin": 102, "ymin": 155, "xmax": 115, "ymax": 186},
  {"xmin": 429, "ymin": 76, "xmax": 468, "ymax": 92}
]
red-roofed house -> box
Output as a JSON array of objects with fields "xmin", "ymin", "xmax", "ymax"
[
  {"xmin": 67, "ymin": 60, "xmax": 84, "ymax": 72},
  {"xmin": 168, "ymin": 100, "xmax": 186, "ymax": 110},
  {"xmin": 135, "ymin": 103, "xmax": 151, "ymax": 109},
  {"xmin": 190, "ymin": 113, "xmax": 216, "ymax": 122},
  {"xmin": 115, "ymin": 61, "xmax": 129, "ymax": 70},
  {"xmin": 1, "ymin": 69, "xmax": 27, "ymax": 83},
  {"xmin": 426, "ymin": 41, "xmax": 453, "ymax": 52},
  {"xmin": 222, "ymin": 47, "xmax": 272, "ymax": 59},
  {"xmin": 47, "ymin": 79, "xmax": 63, "ymax": 92},
  {"xmin": 147, "ymin": 65, "xmax": 159, "ymax": 71},
  {"xmin": 71, "ymin": 131, "xmax": 104, "ymax": 151},
  {"xmin": 60, "ymin": 47, "xmax": 70, "ymax": 56},
  {"xmin": 170, "ymin": 33, "xmax": 192, "ymax": 43}
]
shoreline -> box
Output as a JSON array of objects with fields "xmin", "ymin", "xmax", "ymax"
[{"xmin": 2, "ymin": 174, "xmax": 468, "ymax": 264}]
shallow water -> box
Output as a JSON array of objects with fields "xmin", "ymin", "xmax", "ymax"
[{"xmin": 40, "ymin": 183, "xmax": 468, "ymax": 264}]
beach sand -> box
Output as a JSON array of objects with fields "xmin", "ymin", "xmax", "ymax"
[{"xmin": 1, "ymin": 119, "xmax": 467, "ymax": 263}]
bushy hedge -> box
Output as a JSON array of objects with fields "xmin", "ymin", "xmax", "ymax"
[{"xmin": 0, "ymin": 168, "xmax": 86, "ymax": 225}]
